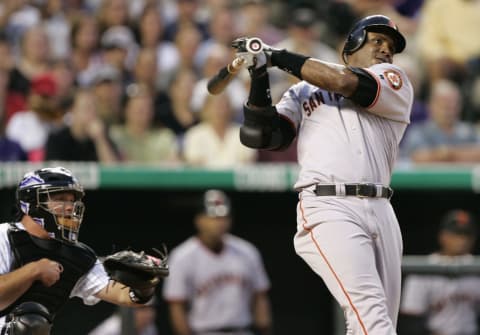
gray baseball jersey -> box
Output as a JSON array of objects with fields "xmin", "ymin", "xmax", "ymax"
[
  {"xmin": 401, "ymin": 254, "xmax": 480, "ymax": 335},
  {"xmin": 0, "ymin": 222, "xmax": 109, "ymax": 330},
  {"xmin": 276, "ymin": 62, "xmax": 413, "ymax": 334},
  {"xmin": 162, "ymin": 234, "xmax": 270, "ymax": 333}
]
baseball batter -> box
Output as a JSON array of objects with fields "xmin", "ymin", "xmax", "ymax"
[{"xmin": 234, "ymin": 15, "xmax": 413, "ymax": 334}]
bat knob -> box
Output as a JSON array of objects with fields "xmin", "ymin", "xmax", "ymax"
[{"xmin": 245, "ymin": 37, "xmax": 264, "ymax": 54}]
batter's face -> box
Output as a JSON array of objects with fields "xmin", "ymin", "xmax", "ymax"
[{"xmin": 347, "ymin": 32, "xmax": 395, "ymax": 67}]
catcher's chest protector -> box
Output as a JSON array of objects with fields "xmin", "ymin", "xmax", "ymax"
[{"xmin": 2, "ymin": 227, "xmax": 97, "ymax": 318}]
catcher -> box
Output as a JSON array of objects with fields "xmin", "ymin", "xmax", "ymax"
[{"xmin": 0, "ymin": 166, "xmax": 168, "ymax": 335}]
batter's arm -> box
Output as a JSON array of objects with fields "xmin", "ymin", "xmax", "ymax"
[
  {"xmin": 168, "ymin": 301, "xmax": 192, "ymax": 335},
  {"xmin": 251, "ymin": 291, "xmax": 272, "ymax": 335},
  {"xmin": 269, "ymin": 51, "xmax": 378, "ymax": 107}
]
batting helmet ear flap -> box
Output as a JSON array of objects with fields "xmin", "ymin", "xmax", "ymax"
[{"xmin": 342, "ymin": 28, "xmax": 367, "ymax": 63}]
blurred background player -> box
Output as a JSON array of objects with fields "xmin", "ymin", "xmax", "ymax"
[
  {"xmin": 162, "ymin": 189, "xmax": 272, "ymax": 335},
  {"xmin": 400, "ymin": 209, "xmax": 480, "ymax": 335}
]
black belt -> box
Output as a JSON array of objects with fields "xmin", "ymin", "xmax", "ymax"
[
  {"xmin": 195, "ymin": 326, "xmax": 253, "ymax": 334},
  {"xmin": 314, "ymin": 183, "xmax": 393, "ymax": 199}
]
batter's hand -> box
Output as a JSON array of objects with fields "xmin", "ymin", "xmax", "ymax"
[
  {"xmin": 34, "ymin": 258, "xmax": 63, "ymax": 287},
  {"xmin": 235, "ymin": 51, "xmax": 255, "ymax": 68}
]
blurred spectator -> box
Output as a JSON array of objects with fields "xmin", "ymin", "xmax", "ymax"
[
  {"xmin": 110, "ymin": 84, "xmax": 179, "ymax": 164},
  {"xmin": 337, "ymin": 0, "xmax": 419, "ymax": 37},
  {"xmin": 236, "ymin": 0, "xmax": 284, "ymax": 46},
  {"xmin": 70, "ymin": 14, "xmax": 103, "ymax": 87},
  {"xmin": 132, "ymin": 48, "xmax": 159, "ymax": 95},
  {"xmin": 191, "ymin": 43, "xmax": 247, "ymax": 121},
  {"xmin": 51, "ymin": 58, "xmax": 76, "ymax": 103},
  {"xmin": 271, "ymin": 4, "xmax": 339, "ymax": 101},
  {"xmin": 0, "ymin": 0, "xmax": 41, "ymax": 44},
  {"xmin": 40, "ymin": 0, "xmax": 71, "ymax": 60},
  {"xmin": 134, "ymin": 4, "xmax": 179, "ymax": 90},
  {"xmin": 400, "ymin": 80, "xmax": 480, "ymax": 163},
  {"xmin": 45, "ymin": 88, "xmax": 120, "ymax": 163},
  {"xmin": 395, "ymin": 0, "xmax": 425, "ymax": 19},
  {"xmin": 5, "ymin": 25, "xmax": 52, "ymax": 121},
  {"xmin": 0, "ymin": 135, "xmax": 27, "ymax": 162},
  {"xmin": 195, "ymin": 6, "xmax": 237, "ymax": 71},
  {"xmin": 183, "ymin": 92, "xmax": 257, "ymax": 167},
  {"xmin": 399, "ymin": 209, "xmax": 480, "ymax": 335},
  {"xmin": 90, "ymin": 64, "xmax": 123, "ymax": 126},
  {"xmin": 321, "ymin": 1, "xmax": 358, "ymax": 50},
  {"xmin": 16, "ymin": 26, "xmax": 51, "ymax": 80},
  {"xmin": 0, "ymin": 58, "xmax": 26, "ymax": 162},
  {"xmin": 100, "ymin": 25, "xmax": 137, "ymax": 86},
  {"xmin": 163, "ymin": 0, "xmax": 209, "ymax": 42},
  {"xmin": 417, "ymin": 0, "xmax": 480, "ymax": 82},
  {"xmin": 173, "ymin": 24, "xmax": 203, "ymax": 74},
  {"xmin": 130, "ymin": 47, "xmax": 180, "ymax": 133},
  {"xmin": 196, "ymin": 0, "xmax": 232, "ymax": 22},
  {"xmin": 155, "ymin": 68, "xmax": 199, "ymax": 135},
  {"xmin": 0, "ymin": 34, "xmax": 14, "ymax": 127},
  {"xmin": 163, "ymin": 189, "xmax": 272, "ymax": 335},
  {"xmin": 463, "ymin": 59, "xmax": 480, "ymax": 122},
  {"xmin": 96, "ymin": 0, "xmax": 130, "ymax": 33},
  {"xmin": 5, "ymin": 73, "xmax": 64, "ymax": 162},
  {"xmin": 88, "ymin": 303, "xmax": 159, "ymax": 335},
  {"xmin": 275, "ymin": 5, "xmax": 338, "ymax": 62}
]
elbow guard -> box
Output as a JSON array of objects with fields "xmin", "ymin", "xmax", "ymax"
[
  {"xmin": 347, "ymin": 67, "xmax": 379, "ymax": 107},
  {"xmin": 240, "ymin": 104, "xmax": 296, "ymax": 150}
]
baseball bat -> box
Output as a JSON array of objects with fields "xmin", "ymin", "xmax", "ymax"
[{"xmin": 207, "ymin": 57, "xmax": 245, "ymax": 95}]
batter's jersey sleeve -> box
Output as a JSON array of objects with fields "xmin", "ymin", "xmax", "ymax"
[
  {"xmin": 400, "ymin": 275, "xmax": 429, "ymax": 315},
  {"xmin": 274, "ymin": 83, "xmax": 305, "ymax": 131},
  {"xmin": 363, "ymin": 63, "xmax": 413, "ymax": 124}
]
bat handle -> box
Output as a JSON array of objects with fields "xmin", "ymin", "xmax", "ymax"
[{"xmin": 207, "ymin": 57, "xmax": 245, "ymax": 95}]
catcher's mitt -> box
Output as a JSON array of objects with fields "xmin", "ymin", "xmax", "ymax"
[{"xmin": 103, "ymin": 247, "xmax": 169, "ymax": 303}]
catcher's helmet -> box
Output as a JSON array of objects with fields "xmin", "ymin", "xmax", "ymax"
[
  {"xmin": 342, "ymin": 15, "xmax": 406, "ymax": 62},
  {"xmin": 16, "ymin": 167, "xmax": 85, "ymax": 243}
]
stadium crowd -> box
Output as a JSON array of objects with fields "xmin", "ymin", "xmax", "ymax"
[{"xmin": 0, "ymin": 0, "xmax": 478, "ymax": 166}]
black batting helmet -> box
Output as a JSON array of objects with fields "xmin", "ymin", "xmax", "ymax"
[{"xmin": 342, "ymin": 15, "xmax": 406, "ymax": 62}]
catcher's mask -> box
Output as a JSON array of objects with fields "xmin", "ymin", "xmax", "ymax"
[
  {"xmin": 16, "ymin": 167, "xmax": 85, "ymax": 243},
  {"xmin": 342, "ymin": 14, "xmax": 406, "ymax": 63}
]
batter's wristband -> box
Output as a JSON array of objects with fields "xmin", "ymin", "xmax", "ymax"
[{"xmin": 270, "ymin": 50, "xmax": 309, "ymax": 79}]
